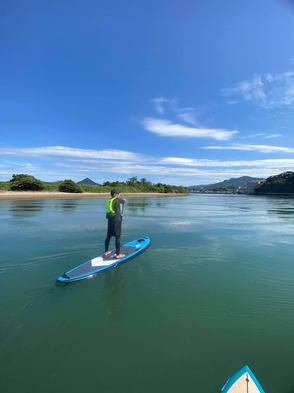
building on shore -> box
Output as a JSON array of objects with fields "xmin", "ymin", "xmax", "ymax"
[{"xmin": 247, "ymin": 180, "xmax": 266, "ymax": 194}]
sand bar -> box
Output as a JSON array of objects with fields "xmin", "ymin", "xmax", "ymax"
[{"xmin": 0, "ymin": 191, "xmax": 188, "ymax": 201}]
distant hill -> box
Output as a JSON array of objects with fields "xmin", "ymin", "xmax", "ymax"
[
  {"xmin": 77, "ymin": 178, "xmax": 99, "ymax": 186},
  {"xmin": 254, "ymin": 171, "xmax": 294, "ymax": 194},
  {"xmin": 189, "ymin": 176, "xmax": 265, "ymax": 190}
]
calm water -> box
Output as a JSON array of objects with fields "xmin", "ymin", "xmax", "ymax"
[{"xmin": 1, "ymin": 194, "xmax": 294, "ymax": 393}]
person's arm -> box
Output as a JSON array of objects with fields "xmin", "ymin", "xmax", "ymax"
[
  {"xmin": 119, "ymin": 198, "xmax": 126, "ymax": 215},
  {"xmin": 113, "ymin": 198, "xmax": 126, "ymax": 214}
]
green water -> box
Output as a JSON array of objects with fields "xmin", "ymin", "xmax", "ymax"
[{"xmin": 1, "ymin": 194, "xmax": 294, "ymax": 393}]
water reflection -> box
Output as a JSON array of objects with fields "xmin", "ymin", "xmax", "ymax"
[
  {"xmin": 267, "ymin": 208, "xmax": 294, "ymax": 217},
  {"xmin": 127, "ymin": 199, "xmax": 149, "ymax": 213},
  {"xmin": 101, "ymin": 267, "xmax": 126, "ymax": 321},
  {"xmin": 9, "ymin": 201, "xmax": 45, "ymax": 216},
  {"xmin": 60, "ymin": 201, "xmax": 77, "ymax": 210}
]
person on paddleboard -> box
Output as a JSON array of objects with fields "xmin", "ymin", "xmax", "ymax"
[{"xmin": 104, "ymin": 189, "xmax": 126, "ymax": 259}]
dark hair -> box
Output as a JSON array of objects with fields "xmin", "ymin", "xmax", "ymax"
[{"xmin": 111, "ymin": 189, "xmax": 120, "ymax": 197}]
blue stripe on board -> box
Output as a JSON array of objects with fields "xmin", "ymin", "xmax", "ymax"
[{"xmin": 220, "ymin": 365, "xmax": 265, "ymax": 393}]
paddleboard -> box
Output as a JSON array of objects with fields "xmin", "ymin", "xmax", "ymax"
[
  {"xmin": 220, "ymin": 365, "xmax": 265, "ymax": 393},
  {"xmin": 56, "ymin": 236, "xmax": 151, "ymax": 283}
]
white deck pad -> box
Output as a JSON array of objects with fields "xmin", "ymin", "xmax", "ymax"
[{"xmin": 91, "ymin": 256, "xmax": 121, "ymax": 267}]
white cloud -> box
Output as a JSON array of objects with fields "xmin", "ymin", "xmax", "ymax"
[
  {"xmin": 177, "ymin": 112, "xmax": 197, "ymax": 125},
  {"xmin": 1, "ymin": 145, "xmax": 294, "ymax": 185},
  {"xmin": 3, "ymin": 159, "xmax": 31, "ymax": 166},
  {"xmin": 141, "ymin": 118, "xmax": 237, "ymax": 141},
  {"xmin": 176, "ymin": 106, "xmax": 194, "ymax": 112},
  {"xmin": 222, "ymin": 74, "xmax": 266, "ymax": 105},
  {"xmin": 203, "ymin": 143, "xmax": 294, "ymax": 153},
  {"xmin": 0, "ymin": 146, "xmax": 145, "ymax": 162},
  {"xmin": 175, "ymin": 105, "xmax": 206, "ymax": 126},
  {"xmin": 269, "ymin": 71, "xmax": 294, "ymax": 82},
  {"xmin": 151, "ymin": 97, "xmax": 205, "ymax": 126},
  {"xmin": 240, "ymin": 133, "xmax": 267, "ymax": 139},
  {"xmin": 240, "ymin": 133, "xmax": 281, "ymax": 140},
  {"xmin": 1, "ymin": 160, "xmax": 39, "ymax": 171},
  {"xmin": 159, "ymin": 157, "xmax": 294, "ymax": 169},
  {"xmin": 266, "ymin": 73, "xmax": 274, "ymax": 83},
  {"xmin": 152, "ymin": 97, "xmax": 176, "ymax": 114},
  {"xmin": 222, "ymin": 71, "xmax": 294, "ymax": 108},
  {"xmin": 264, "ymin": 134, "xmax": 281, "ymax": 139}
]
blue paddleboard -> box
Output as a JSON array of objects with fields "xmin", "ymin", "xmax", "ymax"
[
  {"xmin": 56, "ymin": 236, "xmax": 151, "ymax": 283},
  {"xmin": 220, "ymin": 365, "xmax": 265, "ymax": 393}
]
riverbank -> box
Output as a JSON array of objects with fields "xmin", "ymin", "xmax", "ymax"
[{"xmin": 0, "ymin": 191, "xmax": 188, "ymax": 201}]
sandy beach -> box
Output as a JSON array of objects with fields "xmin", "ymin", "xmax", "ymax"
[{"xmin": 0, "ymin": 191, "xmax": 188, "ymax": 201}]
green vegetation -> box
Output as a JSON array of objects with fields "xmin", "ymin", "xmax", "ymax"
[
  {"xmin": 9, "ymin": 174, "xmax": 45, "ymax": 191},
  {"xmin": 0, "ymin": 181, "xmax": 10, "ymax": 191},
  {"xmin": 59, "ymin": 180, "xmax": 83, "ymax": 193},
  {"xmin": 42, "ymin": 181, "xmax": 63, "ymax": 191},
  {"xmin": 254, "ymin": 171, "xmax": 294, "ymax": 194},
  {"xmin": 102, "ymin": 177, "xmax": 188, "ymax": 194},
  {"xmin": 0, "ymin": 174, "xmax": 189, "ymax": 194}
]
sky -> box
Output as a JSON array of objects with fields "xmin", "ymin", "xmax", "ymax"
[{"xmin": 1, "ymin": 0, "xmax": 294, "ymax": 186}]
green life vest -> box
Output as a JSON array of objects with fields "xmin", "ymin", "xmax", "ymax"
[
  {"xmin": 105, "ymin": 197, "xmax": 123, "ymax": 219},
  {"xmin": 106, "ymin": 197, "xmax": 116, "ymax": 218}
]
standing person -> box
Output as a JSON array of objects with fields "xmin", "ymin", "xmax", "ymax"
[{"xmin": 104, "ymin": 189, "xmax": 126, "ymax": 259}]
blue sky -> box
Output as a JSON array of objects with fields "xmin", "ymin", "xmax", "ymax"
[{"xmin": 1, "ymin": 0, "xmax": 294, "ymax": 186}]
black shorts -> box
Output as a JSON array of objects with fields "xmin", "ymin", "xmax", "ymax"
[{"xmin": 107, "ymin": 220, "xmax": 122, "ymax": 237}]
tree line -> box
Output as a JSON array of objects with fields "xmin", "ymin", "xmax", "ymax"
[{"xmin": 0, "ymin": 174, "xmax": 189, "ymax": 194}]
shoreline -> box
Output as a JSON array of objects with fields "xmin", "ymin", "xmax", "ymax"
[{"xmin": 0, "ymin": 191, "xmax": 188, "ymax": 201}]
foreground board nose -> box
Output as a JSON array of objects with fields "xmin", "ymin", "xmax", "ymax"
[{"xmin": 220, "ymin": 365, "xmax": 265, "ymax": 393}]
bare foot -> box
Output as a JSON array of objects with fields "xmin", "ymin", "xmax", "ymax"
[
  {"xmin": 115, "ymin": 254, "xmax": 125, "ymax": 259},
  {"xmin": 104, "ymin": 251, "xmax": 111, "ymax": 257}
]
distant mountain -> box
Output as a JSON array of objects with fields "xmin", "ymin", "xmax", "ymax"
[
  {"xmin": 189, "ymin": 176, "xmax": 265, "ymax": 190},
  {"xmin": 77, "ymin": 178, "xmax": 99, "ymax": 186}
]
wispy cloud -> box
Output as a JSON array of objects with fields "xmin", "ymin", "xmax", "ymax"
[
  {"xmin": 0, "ymin": 146, "xmax": 146, "ymax": 162},
  {"xmin": 222, "ymin": 74, "xmax": 266, "ymax": 105},
  {"xmin": 2, "ymin": 160, "xmax": 39, "ymax": 170},
  {"xmin": 151, "ymin": 97, "xmax": 205, "ymax": 126},
  {"xmin": 1, "ymin": 145, "xmax": 294, "ymax": 185},
  {"xmin": 177, "ymin": 112, "xmax": 198, "ymax": 125},
  {"xmin": 264, "ymin": 134, "xmax": 281, "ymax": 139},
  {"xmin": 141, "ymin": 118, "xmax": 237, "ymax": 141},
  {"xmin": 240, "ymin": 133, "xmax": 281, "ymax": 140},
  {"xmin": 240, "ymin": 133, "xmax": 266, "ymax": 139},
  {"xmin": 152, "ymin": 97, "xmax": 176, "ymax": 114},
  {"xmin": 3, "ymin": 159, "xmax": 29, "ymax": 166},
  {"xmin": 222, "ymin": 71, "xmax": 294, "ymax": 108},
  {"xmin": 174, "ymin": 105, "xmax": 205, "ymax": 126},
  {"xmin": 203, "ymin": 143, "xmax": 294, "ymax": 153},
  {"xmin": 160, "ymin": 156, "xmax": 294, "ymax": 168}
]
